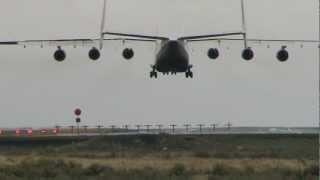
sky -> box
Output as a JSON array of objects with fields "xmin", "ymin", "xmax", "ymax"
[{"xmin": 0, "ymin": 0, "xmax": 318, "ymax": 128}]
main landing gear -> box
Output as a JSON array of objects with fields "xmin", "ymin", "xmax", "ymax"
[
  {"xmin": 185, "ymin": 71, "xmax": 193, "ymax": 78},
  {"xmin": 150, "ymin": 65, "xmax": 157, "ymax": 78},
  {"xmin": 185, "ymin": 65, "xmax": 193, "ymax": 78},
  {"xmin": 149, "ymin": 65, "xmax": 193, "ymax": 79}
]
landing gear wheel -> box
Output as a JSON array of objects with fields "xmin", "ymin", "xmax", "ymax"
[
  {"xmin": 185, "ymin": 71, "xmax": 193, "ymax": 78},
  {"xmin": 150, "ymin": 71, "xmax": 157, "ymax": 79},
  {"xmin": 150, "ymin": 65, "xmax": 157, "ymax": 79}
]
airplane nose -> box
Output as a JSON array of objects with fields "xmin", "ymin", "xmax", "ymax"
[
  {"xmin": 168, "ymin": 41, "xmax": 179, "ymax": 47},
  {"xmin": 166, "ymin": 41, "xmax": 180, "ymax": 55}
]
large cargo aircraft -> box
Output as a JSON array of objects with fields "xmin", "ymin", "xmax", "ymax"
[{"xmin": 0, "ymin": 0, "xmax": 318, "ymax": 78}]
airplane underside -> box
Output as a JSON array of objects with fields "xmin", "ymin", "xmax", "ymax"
[{"xmin": 150, "ymin": 41, "xmax": 193, "ymax": 79}]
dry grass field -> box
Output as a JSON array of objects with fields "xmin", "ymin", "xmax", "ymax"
[{"xmin": 0, "ymin": 134, "xmax": 317, "ymax": 180}]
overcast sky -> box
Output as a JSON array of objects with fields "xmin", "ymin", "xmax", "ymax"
[{"xmin": 0, "ymin": 0, "xmax": 318, "ymax": 128}]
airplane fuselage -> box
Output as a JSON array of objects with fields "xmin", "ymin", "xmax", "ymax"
[{"xmin": 154, "ymin": 40, "xmax": 190, "ymax": 73}]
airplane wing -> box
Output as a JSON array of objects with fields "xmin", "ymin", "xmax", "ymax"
[
  {"xmin": 178, "ymin": 31, "xmax": 319, "ymax": 53},
  {"xmin": 185, "ymin": 38, "xmax": 319, "ymax": 45},
  {"xmin": 0, "ymin": 37, "xmax": 158, "ymax": 48},
  {"xmin": 183, "ymin": 37, "xmax": 319, "ymax": 61},
  {"xmin": 178, "ymin": 32, "xmax": 245, "ymax": 41},
  {"xmin": 103, "ymin": 31, "xmax": 169, "ymax": 41},
  {"xmin": 0, "ymin": 36, "xmax": 163, "ymax": 61}
]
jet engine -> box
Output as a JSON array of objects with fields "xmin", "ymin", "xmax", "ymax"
[
  {"xmin": 88, "ymin": 47, "xmax": 100, "ymax": 60},
  {"xmin": 277, "ymin": 46, "xmax": 289, "ymax": 62},
  {"xmin": 122, "ymin": 48, "xmax": 134, "ymax": 60},
  {"xmin": 54, "ymin": 47, "xmax": 66, "ymax": 62},
  {"xmin": 242, "ymin": 47, "xmax": 254, "ymax": 60},
  {"xmin": 207, "ymin": 48, "xmax": 219, "ymax": 59}
]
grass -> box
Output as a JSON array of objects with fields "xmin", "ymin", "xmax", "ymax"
[
  {"xmin": 0, "ymin": 134, "xmax": 317, "ymax": 179},
  {"xmin": 58, "ymin": 134, "xmax": 318, "ymax": 160},
  {"xmin": 0, "ymin": 158, "xmax": 317, "ymax": 180}
]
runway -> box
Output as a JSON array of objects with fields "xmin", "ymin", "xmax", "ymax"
[{"xmin": 0, "ymin": 127, "xmax": 318, "ymax": 137}]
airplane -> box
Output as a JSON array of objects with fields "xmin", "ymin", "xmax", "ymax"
[{"xmin": 0, "ymin": 0, "xmax": 318, "ymax": 79}]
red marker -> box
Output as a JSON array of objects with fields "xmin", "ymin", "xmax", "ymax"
[
  {"xmin": 15, "ymin": 129, "xmax": 20, "ymax": 135},
  {"xmin": 40, "ymin": 129, "xmax": 48, "ymax": 134},
  {"xmin": 74, "ymin": 108, "xmax": 82, "ymax": 116},
  {"xmin": 27, "ymin": 129, "xmax": 33, "ymax": 135}
]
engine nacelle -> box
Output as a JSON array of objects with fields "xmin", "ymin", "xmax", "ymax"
[
  {"xmin": 88, "ymin": 47, "xmax": 100, "ymax": 60},
  {"xmin": 242, "ymin": 47, "xmax": 254, "ymax": 61},
  {"xmin": 122, "ymin": 48, "xmax": 134, "ymax": 60},
  {"xmin": 277, "ymin": 46, "xmax": 289, "ymax": 62},
  {"xmin": 54, "ymin": 47, "xmax": 66, "ymax": 62},
  {"xmin": 207, "ymin": 48, "xmax": 219, "ymax": 59}
]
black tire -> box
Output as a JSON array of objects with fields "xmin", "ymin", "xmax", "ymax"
[{"xmin": 189, "ymin": 72, "xmax": 193, "ymax": 78}]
